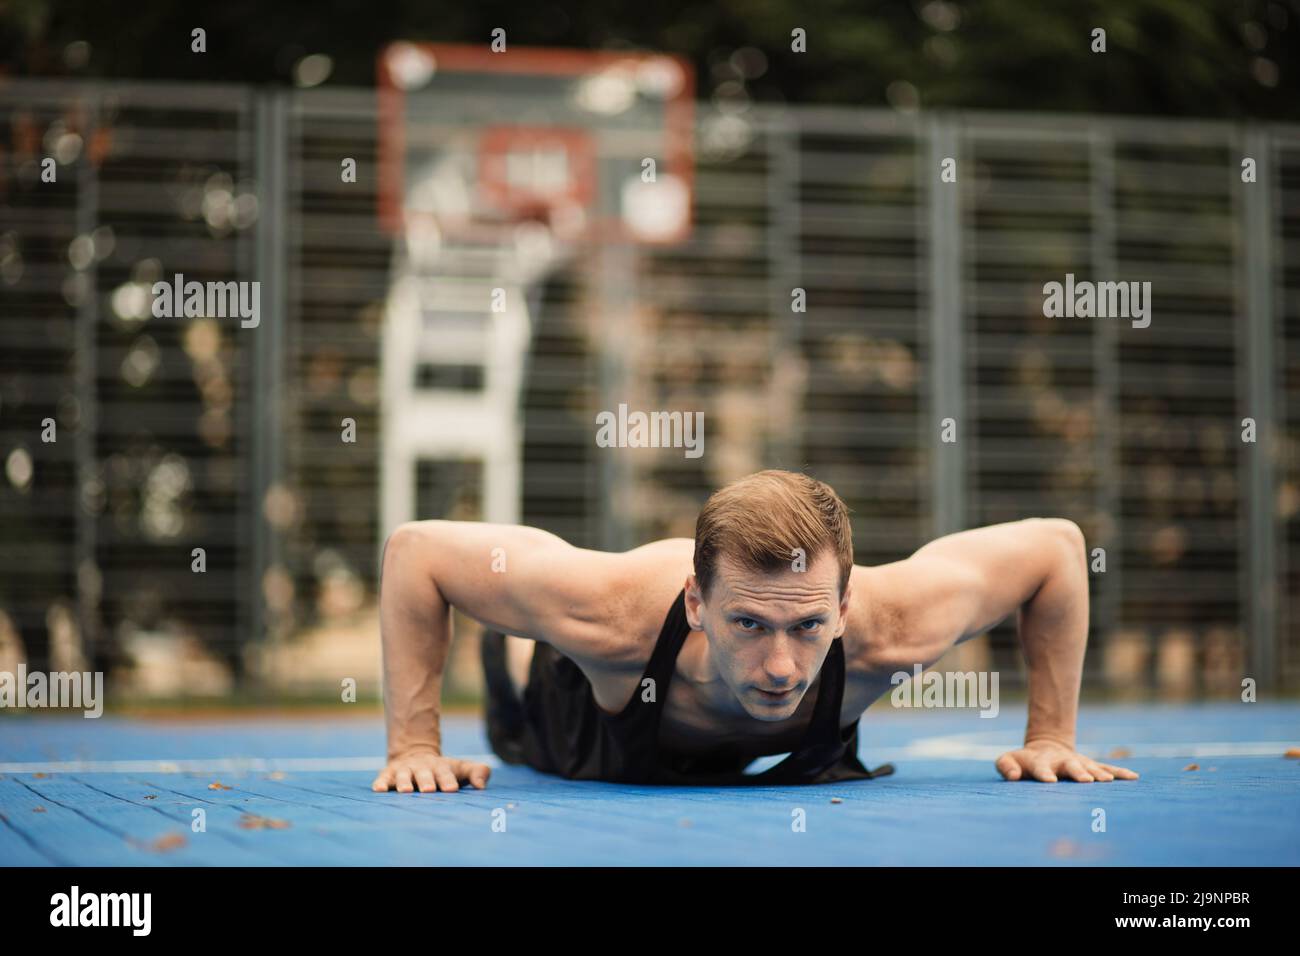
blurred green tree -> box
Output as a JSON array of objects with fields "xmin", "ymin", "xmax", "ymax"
[{"xmin": 0, "ymin": 0, "xmax": 1295, "ymax": 118}]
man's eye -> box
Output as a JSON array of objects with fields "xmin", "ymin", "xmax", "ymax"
[
  {"xmin": 799, "ymin": 620, "xmax": 821, "ymax": 631},
  {"xmin": 737, "ymin": 618, "xmax": 758, "ymax": 630}
]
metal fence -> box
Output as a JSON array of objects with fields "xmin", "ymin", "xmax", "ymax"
[{"xmin": 2, "ymin": 77, "xmax": 1297, "ymax": 696}]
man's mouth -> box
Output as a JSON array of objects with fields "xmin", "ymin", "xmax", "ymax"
[{"xmin": 755, "ymin": 687, "xmax": 794, "ymax": 701}]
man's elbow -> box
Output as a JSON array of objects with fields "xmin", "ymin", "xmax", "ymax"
[
  {"xmin": 381, "ymin": 521, "xmax": 442, "ymax": 579},
  {"xmin": 1037, "ymin": 518, "xmax": 1086, "ymax": 568},
  {"xmin": 383, "ymin": 521, "xmax": 418, "ymax": 563}
]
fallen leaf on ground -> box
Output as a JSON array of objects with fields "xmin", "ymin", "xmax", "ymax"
[
  {"xmin": 1049, "ymin": 838, "xmax": 1079, "ymax": 858},
  {"xmin": 148, "ymin": 833, "xmax": 187, "ymax": 852},
  {"xmin": 1183, "ymin": 763, "xmax": 1199, "ymax": 771},
  {"xmin": 33, "ymin": 806, "xmax": 46, "ymax": 813},
  {"xmin": 1107, "ymin": 747, "xmax": 1132, "ymax": 759},
  {"xmin": 239, "ymin": 813, "xmax": 291, "ymax": 830},
  {"xmin": 32, "ymin": 772, "xmax": 49, "ymax": 779},
  {"xmin": 830, "ymin": 797, "xmax": 843, "ymax": 804},
  {"xmin": 207, "ymin": 781, "xmax": 232, "ymax": 791},
  {"xmin": 267, "ymin": 771, "xmax": 287, "ymax": 781},
  {"xmin": 1284, "ymin": 747, "xmax": 1300, "ymax": 759}
]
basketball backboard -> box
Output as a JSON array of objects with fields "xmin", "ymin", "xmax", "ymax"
[{"xmin": 377, "ymin": 43, "xmax": 695, "ymax": 246}]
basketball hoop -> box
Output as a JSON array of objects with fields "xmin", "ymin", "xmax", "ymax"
[{"xmin": 376, "ymin": 43, "xmax": 695, "ymax": 246}]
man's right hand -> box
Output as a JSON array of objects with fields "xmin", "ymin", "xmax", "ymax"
[{"xmin": 371, "ymin": 750, "xmax": 492, "ymax": 793}]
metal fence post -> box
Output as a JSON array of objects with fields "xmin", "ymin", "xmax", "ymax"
[
  {"xmin": 1089, "ymin": 127, "xmax": 1122, "ymax": 645},
  {"xmin": 926, "ymin": 116, "xmax": 965, "ymax": 538},
  {"xmin": 1240, "ymin": 124, "xmax": 1279, "ymax": 689},
  {"xmin": 594, "ymin": 241, "xmax": 635, "ymax": 552},
  {"xmin": 245, "ymin": 88, "xmax": 289, "ymax": 683},
  {"xmin": 75, "ymin": 90, "xmax": 102, "ymax": 670},
  {"xmin": 766, "ymin": 111, "xmax": 802, "ymax": 471}
]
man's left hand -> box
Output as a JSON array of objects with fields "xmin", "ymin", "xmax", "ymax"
[{"xmin": 996, "ymin": 738, "xmax": 1139, "ymax": 783}]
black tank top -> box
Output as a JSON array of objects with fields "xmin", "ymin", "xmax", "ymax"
[{"xmin": 500, "ymin": 590, "xmax": 895, "ymax": 786}]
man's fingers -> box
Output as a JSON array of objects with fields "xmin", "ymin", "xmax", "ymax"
[
  {"xmin": 1064, "ymin": 758, "xmax": 1094, "ymax": 783},
  {"xmin": 433, "ymin": 764, "xmax": 461, "ymax": 792},
  {"xmin": 996, "ymin": 748, "xmax": 1136, "ymax": 784},
  {"xmin": 1083, "ymin": 759, "xmax": 1114, "ymax": 782},
  {"xmin": 394, "ymin": 768, "xmax": 415, "ymax": 793},
  {"xmin": 1099, "ymin": 762, "xmax": 1139, "ymax": 780},
  {"xmin": 375, "ymin": 756, "xmax": 493, "ymax": 794}
]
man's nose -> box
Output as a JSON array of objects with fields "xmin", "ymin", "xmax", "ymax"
[{"xmin": 764, "ymin": 646, "xmax": 798, "ymax": 685}]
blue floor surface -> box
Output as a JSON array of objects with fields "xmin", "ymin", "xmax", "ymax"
[{"xmin": 1, "ymin": 703, "xmax": 1297, "ymax": 865}]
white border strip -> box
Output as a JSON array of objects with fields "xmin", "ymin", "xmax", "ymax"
[
  {"xmin": 902, "ymin": 734, "xmax": 1299, "ymax": 761},
  {"xmin": 0, "ymin": 755, "xmax": 503, "ymax": 774}
]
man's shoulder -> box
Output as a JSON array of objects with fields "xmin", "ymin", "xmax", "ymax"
[
  {"xmin": 841, "ymin": 560, "xmax": 932, "ymax": 676},
  {"xmin": 548, "ymin": 536, "xmax": 695, "ymax": 669},
  {"xmin": 611, "ymin": 537, "xmax": 696, "ymax": 650},
  {"xmin": 843, "ymin": 552, "xmax": 984, "ymax": 678}
]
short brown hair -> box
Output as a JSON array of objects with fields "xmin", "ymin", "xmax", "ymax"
[{"xmin": 693, "ymin": 470, "xmax": 854, "ymax": 599}]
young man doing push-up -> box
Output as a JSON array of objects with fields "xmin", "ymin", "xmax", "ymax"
[{"xmin": 372, "ymin": 470, "xmax": 1138, "ymax": 791}]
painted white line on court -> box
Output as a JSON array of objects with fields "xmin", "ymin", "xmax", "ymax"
[
  {"xmin": 0, "ymin": 755, "xmax": 503, "ymax": 774},
  {"xmin": 903, "ymin": 734, "xmax": 1298, "ymax": 760}
]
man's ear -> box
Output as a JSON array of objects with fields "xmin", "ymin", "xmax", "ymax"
[
  {"xmin": 836, "ymin": 579, "xmax": 853, "ymax": 637},
  {"xmin": 683, "ymin": 575, "xmax": 704, "ymax": 630}
]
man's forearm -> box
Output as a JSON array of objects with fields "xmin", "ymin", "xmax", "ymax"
[
  {"xmin": 379, "ymin": 526, "xmax": 451, "ymax": 757},
  {"xmin": 1018, "ymin": 525, "xmax": 1090, "ymax": 747}
]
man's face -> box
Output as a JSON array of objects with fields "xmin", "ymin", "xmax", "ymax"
[{"xmin": 684, "ymin": 550, "xmax": 850, "ymax": 722}]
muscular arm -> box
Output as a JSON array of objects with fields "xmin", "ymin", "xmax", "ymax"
[
  {"xmin": 857, "ymin": 518, "xmax": 1136, "ymax": 782},
  {"xmin": 374, "ymin": 520, "xmax": 627, "ymax": 792}
]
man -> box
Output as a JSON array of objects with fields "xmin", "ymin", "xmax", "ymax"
[{"xmin": 371, "ymin": 469, "xmax": 1138, "ymax": 792}]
